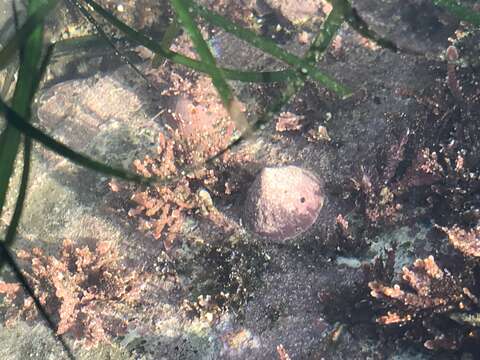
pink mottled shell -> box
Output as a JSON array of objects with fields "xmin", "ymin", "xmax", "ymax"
[{"xmin": 243, "ymin": 166, "xmax": 324, "ymax": 242}]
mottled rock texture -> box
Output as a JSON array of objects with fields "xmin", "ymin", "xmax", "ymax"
[
  {"xmin": 262, "ymin": 0, "xmax": 328, "ymax": 24},
  {"xmin": 244, "ymin": 166, "xmax": 324, "ymax": 242},
  {"xmin": 172, "ymin": 96, "xmax": 236, "ymax": 162}
]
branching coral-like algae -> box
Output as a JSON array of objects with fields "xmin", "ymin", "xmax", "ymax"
[{"xmin": 0, "ymin": 240, "xmax": 140, "ymax": 347}]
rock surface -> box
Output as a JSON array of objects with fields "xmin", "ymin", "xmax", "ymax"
[
  {"xmin": 243, "ymin": 166, "xmax": 324, "ymax": 242},
  {"xmin": 351, "ymin": 0, "xmax": 458, "ymax": 55},
  {"xmin": 262, "ymin": 0, "xmax": 328, "ymax": 24},
  {"xmin": 171, "ymin": 96, "xmax": 236, "ymax": 162}
]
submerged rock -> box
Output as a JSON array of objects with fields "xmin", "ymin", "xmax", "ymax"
[
  {"xmin": 172, "ymin": 96, "xmax": 235, "ymax": 154},
  {"xmin": 243, "ymin": 166, "xmax": 324, "ymax": 242},
  {"xmin": 262, "ymin": 0, "xmax": 327, "ymax": 24}
]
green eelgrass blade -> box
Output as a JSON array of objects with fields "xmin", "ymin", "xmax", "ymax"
[
  {"xmin": 327, "ymin": 0, "xmax": 404, "ymax": 55},
  {"xmin": 32, "ymin": 43, "xmax": 55, "ymax": 95},
  {"xmin": 1, "ymin": 27, "xmax": 44, "ymax": 246},
  {"xmin": 152, "ymin": 17, "xmax": 181, "ymax": 67},
  {"xmin": 305, "ymin": 0, "xmax": 348, "ymax": 64},
  {"xmin": 0, "ymin": 242, "xmax": 76, "ymax": 359},
  {"xmin": 252, "ymin": 0, "xmax": 347, "ymax": 132},
  {"xmin": 209, "ymin": 79, "xmax": 304, "ymax": 162},
  {"xmin": 189, "ymin": 0, "xmax": 351, "ymax": 97},
  {"xmin": 202, "ymin": 0, "xmax": 346, "ymax": 163},
  {"xmin": 324, "ymin": 0, "xmax": 440, "ymax": 55},
  {"xmin": 1, "ymin": 39, "xmax": 153, "ymax": 190},
  {"xmin": 0, "ymin": 0, "xmax": 49, "ymax": 219},
  {"xmin": 161, "ymin": 18, "xmax": 181, "ymax": 50},
  {"xmin": 224, "ymin": 68, "xmax": 296, "ymax": 82},
  {"xmin": 343, "ymin": 4, "xmax": 399, "ymax": 53},
  {"xmin": 307, "ymin": 3, "xmax": 346, "ymax": 64},
  {"xmin": 0, "ymin": 98, "xmax": 156, "ymax": 185},
  {"xmin": 66, "ymin": 0, "xmax": 152, "ymax": 85},
  {"xmin": 323, "ymin": 0, "xmax": 402, "ymax": 53},
  {"xmin": 1, "ymin": 46, "xmax": 54, "ymax": 250},
  {"xmin": 432, "ymin": 0, "xmax": 480, "ymax": 26},
  {"xmin": 252, "ymin": 0, "xmax": 346, "ymax": 130},
  {"xmin": 51, "ymin": 34, "xmax": 129, "ymax": 60},
  {"xmin": 0, "ymin": 0, "xmax": 59, "ymax": 70},
  {"xmin": 53, "ymin": 34, "xmax": 275, "ymax": 80},
  {"xmin": 80, "ymin": 0, "xmax": 291, "ymax": 83},
  {"xmin": 170, "ymin": 0, "xmax": 250, "ymax": 133},
  {"xmin": 249, "ymin": 0, "xmax": 347, "ymax": 129},
  {"xmin": 3, "ymin": 138, "xmax": 31, "ymax": 249},
  {"xmin": 170, "ymin": 0, "xmax": 231, "ymax": 105},
  {"xmin": 0, "ymin": 0, "xmax": 75, "ymax": 357},
  {"xmin": 0, "ymin": 96, "xmax": 263, "ymax": 191}
]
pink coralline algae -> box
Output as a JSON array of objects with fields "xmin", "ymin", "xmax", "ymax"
[
  {"xmin": 171, "ymin": 96, "xmax": 237, "ymax": 163},
  {"xmin": 243, "ymin": 166, "xmax": 324, "ymax": 242}
]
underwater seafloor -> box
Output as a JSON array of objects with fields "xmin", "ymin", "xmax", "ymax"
[{"xmin": 1, "ymin": 0, "xmax": 480, "ymax": 359}]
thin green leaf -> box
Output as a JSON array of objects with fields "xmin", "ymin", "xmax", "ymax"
[
  {"xmin": 306, "ymin": 0, "xmax": 347, "ymax": 64},
  {"xmin": 432, "ymin": 0, "xmax": 480, "ymax": 26},
  {"xmin": 0, "ymin": 0, "xmax": 50, "ymax": 219},
  {"xmin": 223, "ymin": 68, "xmax": 296, "ymax": 82},
  {"xmin": 12, "ymin": 0, "xmax": 21, "ymax": 30},
  {"xmin": 0, "ymin": 96, "xmax": 253, "ymax": 192},
  {"xmin": 249, "ymin": 0, "xmax": 347, "ymax": 132},
  {"xmin": 252, "ymin": 1, "xmax": 345, "ymax": 130},
  {"xmin": 170, "ymin": 0, "xmax": 250, "ymax": 133},
  {"xmin": 0, "ymin": 241, "xmax": 75, "ymax": 359},
  {"xmin": 0, "ymin": 0, "xmax": 59, "ymax": 70},
  {"xmin": 161, "ymin": 18, "xmax": 181, "ymax": 49},
  {"xmin": 51, "ymin": 34, "xmax": 128, "ymax": 59},
  {"xmin": 0, "ymin": 45, "xmax": 50, "ymax": 266},
  {"xmin": 189, "ymin": 0, "xmax": 351, "ymax": 97},
  {"xmin": 153, "ymin": 17, "xmax": 181, "ymax": 67},
  {"xmin": 67, "ymin": 0, "xmax": 152, "ymax": 85},
  {"xmin": 0, "ymin": 1, "xmax": 75, "ymax": 355},
  {"xmin": 51, "ymin": 32, "xmax": 287, "ymax": 83},
  {"xmin": 1, "ymin": 47, "xmax": 53, "ymax": 250},
  {"xmin": 53, "ymin": 33, "xmax": 292, "ymax": 82},
  {"xmin": 204, "ymin": 1, "xmax": 346, "ymax": 164},
  {"xmin": 0, "ymin": 0, "xmax": 46, "ymax": 239},
  {"xmin": 32, "ymin": 43, "xmax": 55, "ymax": 96},
  {"xmin": 170, "ymin": 0, "xmax": 231, "ymax": 104},
  {"xmin": 3, "ymin": 137, "xmax": 31, "ymax": 249},
  {"xmin": 81, "ymin": 0, "xmax": 291, "ymax": 83},
  {"xmin": 343, "ymin": 4, "xmax": 399, "ymax": 53},
  {"xmin": 322, "ymin": 0, "xmax": 423, "ymax": 55},
  {"xmin": 0, "ymin": 98, "xmax": 155, "ymax": 184}
]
